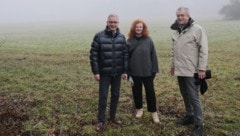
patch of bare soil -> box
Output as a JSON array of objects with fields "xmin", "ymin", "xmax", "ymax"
[
  {"xmin": 158, "ymin": 96, "xmax": 184, "ymax": 118},
  {"xmin": 0, "ymin": 94, "xmax": 33, "ymax": 136},
  {"xmin": 234, "ymin": 76, "xmax": 240, "ymax": 80}
]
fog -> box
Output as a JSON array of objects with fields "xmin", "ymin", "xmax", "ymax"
[{"xmin": 0, "ymin": 0, "xmax": 228, "ymax": 25}]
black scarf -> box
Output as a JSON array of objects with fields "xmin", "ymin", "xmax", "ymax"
[{"xmin": 170, "ymin": 18, "xmax": 194, "ymax": 33}]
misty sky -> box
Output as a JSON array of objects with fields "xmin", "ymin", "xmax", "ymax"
[{"xmin": 0, "ymin": 0, "xmax": 228, "ymax": 24}]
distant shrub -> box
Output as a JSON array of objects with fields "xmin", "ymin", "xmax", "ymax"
[{"xmin": 219, "ymin": 0, "xmax": 240, "ymax": 20}]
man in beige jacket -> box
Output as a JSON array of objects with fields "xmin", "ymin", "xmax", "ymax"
[{"xmin": 170, "ymin": 7, "xmax": 208, "ymax": 136}]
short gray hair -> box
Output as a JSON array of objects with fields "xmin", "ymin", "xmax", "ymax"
[
  {"xmin": 177, "ymin": 7, "xmax": 190, "ymax": 17},
  {"xmin": 107, "ymin": 14, "xmax": 119, "ymax": 21}
]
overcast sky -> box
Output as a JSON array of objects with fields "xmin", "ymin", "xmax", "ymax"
[{"xmin": 0, "ymin": 0, "xmax": 228, "ymax": 24}]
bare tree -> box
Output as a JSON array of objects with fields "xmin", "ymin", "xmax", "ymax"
[{"xmin": 219, "ymin": 0, "xmax": 240, "ymax": 20}]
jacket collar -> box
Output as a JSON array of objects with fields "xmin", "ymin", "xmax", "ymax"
[
  {"xmin": 104, "ymin": 26, "xmax": 120, "ymax": 37},
  {"xmin": 170, "ymin": 18, "xmax": 194, "ymax": 34}
]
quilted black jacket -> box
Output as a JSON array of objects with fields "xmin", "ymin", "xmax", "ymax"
[{"xmin": 90, "ymin": 27, "xmax": 128, "ymax": 76}]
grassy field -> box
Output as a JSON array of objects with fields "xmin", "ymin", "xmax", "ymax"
[{"xmin": 0, "ymin": 20, "xmax": 240, "ymax": 136}]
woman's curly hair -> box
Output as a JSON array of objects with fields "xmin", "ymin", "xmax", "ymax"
[{"xmin": 128, "ymin": 19, "xmax": 149, "ymax": 39}]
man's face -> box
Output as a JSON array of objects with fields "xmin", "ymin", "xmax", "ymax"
[
  {"xmin": 107, "ymin": 16, "xmax": 119, "ymax": 32},
  {"xmin": 176, "ymin": 10, "xmax": 189, "ymax": 25}
]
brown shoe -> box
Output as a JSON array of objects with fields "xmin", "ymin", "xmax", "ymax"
[
  {"xmin": 96, "ymin": 122, "xmax": 104, "ymax": 131},
  {"xmin": 109, "ymin": 118, "xmax": 122, "ymax": 125}
]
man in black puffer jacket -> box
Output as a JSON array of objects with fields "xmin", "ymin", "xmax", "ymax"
[{"xmin": 90, "ymin": 14, "xmax": 128, "ymax": 131}]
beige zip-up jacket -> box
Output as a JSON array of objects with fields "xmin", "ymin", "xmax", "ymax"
[{"xmin": 171, "ymin": 22, "xmax": 208, "ymax": 77}]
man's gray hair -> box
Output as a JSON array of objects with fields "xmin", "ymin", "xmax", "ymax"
[
  {"xmin": 177, "ymin": 7, "xmax": 190, "ymax": 17},
  {"xmin": 107, "ymin": 14, "xmax": 119, "ymax": 20}
]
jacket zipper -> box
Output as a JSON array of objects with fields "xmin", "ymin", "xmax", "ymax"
[{"xmin": 112, "ymin": 36, "xmax": 116, "ymax": 76}]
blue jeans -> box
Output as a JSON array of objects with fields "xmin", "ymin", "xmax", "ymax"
[
  {"xmin": 177, "ymin": 76, "xmax": 203, "ymax": 125},
  {"xmin": 98, "ymin": 75, "xmax": 121, "ymax": 123}
]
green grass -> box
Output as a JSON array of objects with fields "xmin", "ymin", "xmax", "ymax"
[{"xmin": 0, "ymin": 20, "xmax": 240, "ymax": 135}]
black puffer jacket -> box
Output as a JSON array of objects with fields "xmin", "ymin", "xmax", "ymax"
[{"xmin": 90, "ymin": 27, "xmax": 128, "ymax": 76}]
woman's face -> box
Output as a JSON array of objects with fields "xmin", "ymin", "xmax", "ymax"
[{"xmin": 135, "ymin": 23, "xmax": 143, "ymax": 35}]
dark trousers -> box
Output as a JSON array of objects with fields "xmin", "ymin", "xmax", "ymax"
[
  {"xmin": 131, "ymin": 75, "xmax": 157, "ymax": 112},
  {"xmin": 98, "ymin": 75, "xmax": 121, "ymax": 123},
  {"xmin": 177, "ymin": 76, "xmax": 203, "ymax": 125}
]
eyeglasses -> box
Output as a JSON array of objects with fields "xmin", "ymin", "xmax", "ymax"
[{"xmin": 108, "ymin": 21, "xmax": 118, "ymax": 24}]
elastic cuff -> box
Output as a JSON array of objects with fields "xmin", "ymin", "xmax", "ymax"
[{"xmin": 198, "ymin": 68, "xmax": 206, "ymax": 71}]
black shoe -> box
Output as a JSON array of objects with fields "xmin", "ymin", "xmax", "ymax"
[
  {"xmin": 193, "ymin": 124, "xmax": 203, "ymax": 136},
  {"xmin": 96, "ymin": 122, "xmax": 104, "ymax": 132},
  {"xmin": 176, "ymin": 115, "xmax": 194, "ymax": 125}
]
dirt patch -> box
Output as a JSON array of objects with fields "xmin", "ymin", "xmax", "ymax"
[
  {"xmin": 158, "ymin": 96, "xmax": 184, "ymax": 118},
  {"xmin": 0, "ymin": 111, "xmax": 28, "ymax": 135},
  {"xmin": 16, "ymin": 57, "xmax": 27, "ymax": 61},
  {"xmin": 0, "ymin": 94, "xmax": 33, "ymax": 136},
  {"xmin": 234, "ymin": 76, "xmax": 240, "ymax": 80}
]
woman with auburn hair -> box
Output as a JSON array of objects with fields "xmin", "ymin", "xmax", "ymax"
[{"xmin": 127, "ymin": 19, "xmax": 160, "ymax": 123}]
